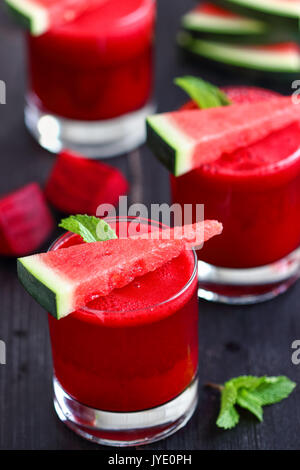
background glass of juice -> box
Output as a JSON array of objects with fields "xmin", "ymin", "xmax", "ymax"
[
  {"xmin": 171, "ymin": 123, "xmax": 300, "ymax": 304},
  {"xmin": 48, "ymin": 217, "xmax": 199, "ymax": 446},
  {"xmin": 25, "ymin": 0, "xmax": 156, "ymax": 158}
]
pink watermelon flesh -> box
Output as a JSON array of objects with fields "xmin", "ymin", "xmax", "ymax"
[
  {"xmin": 208, "ymin": 121, "xmax": 300, "ymax": 175},
  {"xmin": 0, "ymin": 183, "xmax": 54, "ymax": 256},
  {"xmin": 45, "ymin": 150, "xmax": 128, "ymax": 215},
  {"xmin": 253, "ymin": 42, "xmax": 300, "ymax": 54},
  {"xmin": 134, "ymin": 221, "xmax": 223, "ymax": 249},
  {"xmin": 48, "ymin": 238, "xmax": 184, "ymax": 295},
  {"xmin": 181, "ymin": 86, "xmax": 280, "ymax": 110},
  {"xmin": 17, "ymin": 220, "xmax": 222, "ymax": 318},
  {"xmin": 171, "ymin": 97, "xmax": 300, "ymax": 168},
  {"xmin": 182, "ymin": 86, "xmax": 300, "ymax": 175},
  {"xmin": 148, "ymin": 96, "xmax": 300, "ymax": 176},
  {"xmin": 222, "ymin": 86, "xmax": 281, "ymax": 104},
  {"xmin": 18, "ymin": 237, "xmax": 185, "ymax": 319}
]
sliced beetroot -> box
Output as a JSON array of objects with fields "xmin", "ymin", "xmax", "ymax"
[
  {"xmin": 45, "ymin": 150, "xmax": 129, "ymax": 216},
  {"xmin": 0, "ymin": 183, "xmax": 54, "ymax": 256}
]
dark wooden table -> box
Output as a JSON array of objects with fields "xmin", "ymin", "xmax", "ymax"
[{"xmin": 1, "ymin": 0, "xmax": 300, "ymax": 451}]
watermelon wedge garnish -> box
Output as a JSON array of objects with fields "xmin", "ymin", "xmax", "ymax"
[
  {"xmin": 133, "ymin": 221, "xmax": 223, "ymax": 250},
  {"xmin": 17, "ymin": 220, "xmax": 222, "ymax": 319},
  {"xmin": 147, "ymin": 96, "xmax": 300, "ymax": 176},
  {"xmin": 0, "ymin": 183, "xmax": 54, "ymax": 256},
  {"xmin": 5, "ymin": 0, "xmax": 108, "ymax": 36},
  {"xmin": 45, "ymin": 150, "xmax": 128, "ymax": 216}
]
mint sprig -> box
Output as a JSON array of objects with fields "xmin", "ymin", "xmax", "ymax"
[
  {"xmin": 216, "ymin": 382, "xmax": 239, "ymax": 430},
  {"xmin": 174, "ymin": 75, "xmax": 231, "ymax": 109},
  {"xmin": 208, "ymin": 375, "xmax": 296, "ymax": 430},
  {"xmin": 59, "ymin": 215, "xmax": 117, "ymax": 243}
]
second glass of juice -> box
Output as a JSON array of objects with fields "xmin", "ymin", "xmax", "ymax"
[
  {"xmin": 25, "ymin": 0, "xmax": 156, "ymax": 157},
  {"xmin": 48, "ymin": 217, "xmax": 198, "ymax": 446},
  {"xmin": 171, "ymin": 95, "xmax": 300, "ymax": 304}
]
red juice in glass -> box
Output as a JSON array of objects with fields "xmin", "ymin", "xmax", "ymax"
[
  {"xmin": 25, "ymin": 0, "xmax": 156, "ymax": 157},
  {"xmin": 48, "ymin": 218, "xmax": 198, "ymax": 446},
  {"xmin": 171, "ymin": 89, "xmax": 300, "ymax": 304}
]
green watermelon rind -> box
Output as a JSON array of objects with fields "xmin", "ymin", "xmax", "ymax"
[
  {"xmin": 17, "ymin": 256, "xmax": 72, "ymax": 319},
  {"xmin": 182, "ymin": 9, "xmax": 267, "ymax": 34},
  {"xmin": 146, "ymin": 115, "xmax": 194, "ymax": 177},
  {"xmin": 182, "ymin": 29, "xmax": 298, "ymax": 46},
  {"xmin": 178, "ymin": 33, "xmax": 300, "ymax": 73},
  {"xmin": 5, "ymin": 0, "xmax": 49, "ymax": 35},
  {"xmin": 213, "ymin": 0, "xmax": 300, "ymax": 31},
  {"xmin": 181, "ymin": 9, "xmax": 298, "ymax": 44}
]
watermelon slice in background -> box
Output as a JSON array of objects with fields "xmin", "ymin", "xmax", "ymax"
[
  {"xmin": 212, "ymin": 0, "xmax": 300, "ymax": 31},
  {"xmin": 178, "ymin": 33, "xmax": 300, "ymax": 75},
  {"xmin": 181, "ymin": 85, "xmax": 280, "ymax": 110},
  {"xmin": 5, "ymin": 0, "xmax": 109, "ymax": 36},
  {"xmin": 147, "ymin": 96, "xmax": 300, "ymax": 176},
  {"xmin": 181, "ymin": 2, "xmax": 298, "ymax": 44},
  {"xmin": 181, "ymin": 2, "xmax": 271, "ymax": 44},
  {"xmin": 45, "ymin": 150, "xmax": 128, "ymax": 216},
  {"xmin": 17, "ymin": 220, "xmax": 222, "ymax": 319},
  {"xmin": 179, "ymin": 85, "xmax": 300, "ymax": 177},
  {"xmin": 0, "ymin": 182, "xmax": 54, "ymax": 256}
]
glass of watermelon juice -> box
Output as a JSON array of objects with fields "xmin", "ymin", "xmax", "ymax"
[
  {"xmin": 48, "ymin": 217, "xmax": 199, "ymax": 446},
  {"xmin": 171, "ymin": 88, "xmax": 300, "ymax": 304},
  {"xmin": 25, "ymin": 0, "xmax": 156, "ymax": 158}
]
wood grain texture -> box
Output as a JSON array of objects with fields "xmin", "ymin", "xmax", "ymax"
[{"xmin": 1, "ymin": 0, "xmax": 300, "ymax": 450}]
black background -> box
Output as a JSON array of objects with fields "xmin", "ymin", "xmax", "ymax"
[{"xmin": 1, "ymin": 0, "xmax": 300, "ymax": 450}]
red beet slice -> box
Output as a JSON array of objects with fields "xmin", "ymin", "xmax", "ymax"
[
  {"xmin": 0, "ymin": 182, "xmax": 54, "ymax": 256},
  {"xmin": 45, "ymin": 150, "xmax": 129, "ymax": 215}
]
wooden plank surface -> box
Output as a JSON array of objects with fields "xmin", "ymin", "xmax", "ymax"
[{"xmin": 0, "ymin": 0, "xmax": 300, "ymax": 450}]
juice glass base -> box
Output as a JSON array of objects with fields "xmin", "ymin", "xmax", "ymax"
[
  {"xmin": 25, "ymin": 94, "xmax": 155, "ymax": 158},
  {"xmin": 198, "ymin": 248, "xmax": 300, "ymax": 305},
  {"xmin": 53, "ymin": 376, "xmax": 198, "ymax": 447}
]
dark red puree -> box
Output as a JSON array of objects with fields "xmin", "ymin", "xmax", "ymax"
[
  {"xmin": 48, "ymin": 222, "xmax": 198, "ymax": 412},
  {"xmin": 172, "ymin": 87, "xmax": 300, "ymax": 268},
  {"xmin": 27, "ymin": 0, "xmax": 155, "ymax": 120}
]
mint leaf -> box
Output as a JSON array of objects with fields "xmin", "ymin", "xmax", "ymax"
[
  {"xmin": 252, "ymin": 376, "xmax": 296, "ymax": 406},
  {"xmin": 210, "ymin": 375, "xmax": 296, "ymax": 430},
  {"xmin": 216, "ymin": 383, "xmax": 239, "ymax": 430},
  {"xmin": 59, "ymin": 215, "xmax": 117, "ymax": 243},
  {"xmin": 228, "ymin": 375, "xmax": 266, "ymax": 392},
  {"xmin": 174, "ymin": 76, "xmax": 231, "ymax": 109},
  {"xmin": 236, "ymin": 389, "xmax": 263, "ymax": 422}
]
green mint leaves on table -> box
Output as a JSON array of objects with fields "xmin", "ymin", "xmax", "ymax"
[
  {"xmin": 174, "ymin": 75, "xmax": 231, "ymax": 109},
  {"xmin": 59, "ymin": 214, "xmax": 117, "ymax": 243},
  {"xmin": 207, "ymin": 375, "xmax": 296, "ymax": 430}
]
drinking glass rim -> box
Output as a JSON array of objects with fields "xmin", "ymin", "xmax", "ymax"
[
  {"xmin": 197, "ymin": 144, "xmax": 300, "ymax": 180},
  {"xmin": 119, "ymin": 0, "xmax": 156, "ymax": 28},
  {"xmin": 49, "ymin": 216, "xmax": 198, "ymax": 320}
]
